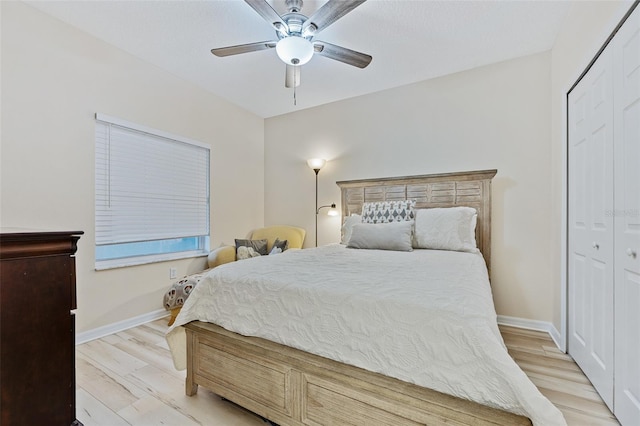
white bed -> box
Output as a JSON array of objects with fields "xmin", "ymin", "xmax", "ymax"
[
  {"xmin": 167, "ymin": 244, "xmax": 564, "ymax": 425},
  {"xmin": 165, "ymin": 170, "xmax": 566, "ymax": 426}
]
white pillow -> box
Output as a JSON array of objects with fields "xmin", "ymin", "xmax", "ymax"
[
  {"xmin": 413, "ymin": 207, "xmax": 478, "ymax": 253},
  {"xmin": 341, "ymin": 214, "xmax": 362, "ymax": 244},
  {"xmin": 347, "ymin": 221, "xmax": 414, "ymax": 252}
]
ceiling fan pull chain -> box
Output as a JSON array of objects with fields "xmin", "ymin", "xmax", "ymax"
[{"xmin": 293, "ymin": 68, "xmax": 300, "ymax": 106}]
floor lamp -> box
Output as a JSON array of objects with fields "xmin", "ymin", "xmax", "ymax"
[{"xmin": 307, "ymin": 159, "xmax": 338, "ymax": 247}]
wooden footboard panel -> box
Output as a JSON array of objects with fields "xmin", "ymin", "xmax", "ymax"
[{"xmin": 184, "ymin": 321, "xmax": 532, "ymax": 426}]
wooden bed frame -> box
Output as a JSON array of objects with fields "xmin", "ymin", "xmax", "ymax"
[{"xmin": 184, "ymin": 169, "xmax": 532, "ymax": 425}]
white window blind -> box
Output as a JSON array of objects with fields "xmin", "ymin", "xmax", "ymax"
[{"xmin": 95, "ymin": 114, "xmax": 210, "ymax": 248}]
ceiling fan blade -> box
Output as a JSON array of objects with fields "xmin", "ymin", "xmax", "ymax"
[
  {"xmin": 313, "ymin": 41, "xmax": 372, "ymax": 68},
  {"xmin": 302, "ymin": 0, "xmax": 367, "ymax": 37},
  {"xmin": 211, "ymin": 41, "xmax": 277, "ymax": 57},
  {"xmin": 285, "ymin": 65, "xmax": 301, "ymax": 88},
  {"xmin": 244, "ymin": 0, "xmax": 289, "ymax": 35}
]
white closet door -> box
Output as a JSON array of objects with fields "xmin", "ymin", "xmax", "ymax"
[
  {"xmin": 568, "ymin": 44, "xmax": 615, "ymax": 410},
  {"xmin": 613, "ymin": 6, "xmax": 640, "ymax": 424}
]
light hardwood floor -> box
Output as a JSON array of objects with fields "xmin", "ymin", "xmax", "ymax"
[{"xmin": 75, "ymin": 319, "xmax": 620, "ymax": 425}]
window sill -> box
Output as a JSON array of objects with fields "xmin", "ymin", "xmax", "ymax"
[{"xmin": 95, "ymin": 250, "xmax": 208, "ymax": 271}]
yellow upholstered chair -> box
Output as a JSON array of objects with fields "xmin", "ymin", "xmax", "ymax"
[
  {"xmin": 207, "ymin": 225, "xmax": 306, "ymax": 268},
  {"xmin": 166, "ymin": 225, "xmax": 306, "ymax": 325}
]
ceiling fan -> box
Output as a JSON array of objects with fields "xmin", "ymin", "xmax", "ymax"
[{"xmin": 211, "ymin": 0, "xmax": 372, "ymax": 89}]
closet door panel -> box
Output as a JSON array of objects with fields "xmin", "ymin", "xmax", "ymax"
[
  {"xmin": 568, "ymin": 44, "xmax": 615, "ymax": 410},
  {"xmin": 569, "ymin": 85, "xmax": 590, "ymax": 353},
  {"xmin": 613, "ymin": 6, "xmax": 640, "ymax": 424}
]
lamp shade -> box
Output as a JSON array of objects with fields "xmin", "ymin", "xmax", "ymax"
[
  {"xmin": 307, "ymin": 158, "xmax": 326, "ymax": 171},
  {"xmin": 276, "ymin": 36, "xmax": 314, "ymax": 66}
]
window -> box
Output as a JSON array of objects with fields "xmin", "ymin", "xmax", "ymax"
[{"xmin": 95, "ymin": 113, "xmax": 210, "ymax": 269}]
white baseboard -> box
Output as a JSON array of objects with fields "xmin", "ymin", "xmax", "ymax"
[
  {"xmin": 497, "ymin": 315, "xmax": 565, "ymax": 353},
  {"xmin": 75, "ymin": 308, "xmax": 169, "ymax": 345},
  {"xmin": 548, "ymin": 325, "xmax": 565, "ymax": 352}
]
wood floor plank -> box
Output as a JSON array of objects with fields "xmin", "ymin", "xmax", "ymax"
[
  {"xmin": 542, "ymin": 346, "xmax": 575, "ymax": 361},
  {"xmin": 501, "ymin": 333, "xmax": 551, "ymax": 352},
  {"xmin": 561, "ymin": 406, "xmax": 620, "ymax": 425},
  {"xmin": 77, "ymin": 338, "xmax": 148, "ymax": 377},
  {"xmin": 526, "ymin": 372, "xmax": 606, "ymax": 403},
  {"xmin": 76, "ymin": 388, "xmax": 131, "ymax": 426},
  {"xmin": 508, "ymin": 348, "xmax": 585, "ymax": 373},
  {"xmin": 126, "ymin": 324, "xmax": 169, "ymax": 346},
  {"xmin": 515, "ymin": 360, "xmax": 594, "ymax": 386},
  {"xmin": 538, "ymin": 387, "xmax": 618, "ymax": 420},
  {"xmin": 125, "ymin": 364, "xmax": 265, "ymax": 425},
  {"xmin": 117, "ymin": 395, "xmax": 202, "ymax": 426},
  {"xmin": 75, "ymin": 319, "xmax": 620, "ymax": 425},
  {"xmin": 144, "ymin": 319, "xmax": 174, "ymax": 335},
  {"xmin": 113, "ymin": 335, "xmax": 184, "ymax": 380},
  {"xmin": 76, "ymin": 353, "xmax": 149, "ymax": 413}
]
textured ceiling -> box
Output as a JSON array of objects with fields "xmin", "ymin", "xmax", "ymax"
[{"xmin": 26, "ymin": 0, "xmax": 571, "ymax": 118}]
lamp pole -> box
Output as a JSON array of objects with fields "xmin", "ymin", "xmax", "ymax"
[
  {"xmin": 314, "ymin": 167, "xmax": 320, "ymax": 247},
  {"xmin": 307, "ymin": 158, "xmax": 327, "ymax": 248}
]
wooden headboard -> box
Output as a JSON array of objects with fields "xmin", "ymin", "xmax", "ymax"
[{"xmin": 336, "ymin": 169, "xmax": 497, "ymax": 275}]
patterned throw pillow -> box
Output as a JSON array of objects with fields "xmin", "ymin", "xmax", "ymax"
[
  {"xmin": 235, "ymin": 239, "xmax": 268, "ymax": 255},
  {"xmin": 361, "ymin": 200, "xmax": 416, "ymax": 224},
  {"xmin": 163, "ymin": 272, "xmax": 206, "ymax": 310},
  {"xmin": 269, "ymin": 238, "xmax": 288, "ymax": 255},
  {"xmin": 237, "ymin": 246, "xmax": 262, "ymax": 260}
]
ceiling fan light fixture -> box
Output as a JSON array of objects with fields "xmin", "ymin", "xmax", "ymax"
[{"xmin": 276, "ymin": 36, "xmax": 313, "ymax": 66}]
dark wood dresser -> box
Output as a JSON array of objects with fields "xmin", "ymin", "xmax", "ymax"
[{"xmin": 0, "ymin": 230, "xmax": 83, "ymax": 426}]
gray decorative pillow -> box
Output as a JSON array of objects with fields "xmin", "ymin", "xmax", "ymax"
[
  {"xmin": 347, "ymin": 221, "xmax": 414, "ymax": 251},
  {"xmin": 361, "ymin": 200, "xmax": 416, "ymax": 224},
  {"xmin": 269, "ymin": 238, "xmax": 288, "ymax": 255},
  {"xmin": 235, "ymin": 239, "xmax": 268, "ymax": 257}
]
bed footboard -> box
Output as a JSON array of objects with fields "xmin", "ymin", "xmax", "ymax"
[{"xmin": 184, "ymin": 321, "xmax": 531, "ymax": 426}]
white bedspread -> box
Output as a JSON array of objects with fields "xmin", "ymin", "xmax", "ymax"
[{"xmin": 166, "ymin": 244, "xmax": 566, "ymax": 425}]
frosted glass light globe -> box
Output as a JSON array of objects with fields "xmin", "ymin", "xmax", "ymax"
[
  {"xmin": 276, "ymin": 36, "xmax": 314, "ymax": 66},
  {"xmin": 306, "ymin": 158, "xmax": 326, "ymax": 170}
]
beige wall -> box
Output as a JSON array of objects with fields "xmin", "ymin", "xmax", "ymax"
[
  {"xmin": 265, "ymin": 52, "xmax": 554, "ymax": 322},
  {"xmin": 0, "ymin": 2, "xmax": 265, "ymax": 333},
  {"xmin": 3, "ymin": 0, "xmax": 634, "ymax": 337},
  {"xmin": 549, "ymin": 1, "xmax": 633, "ymax": 338}
]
